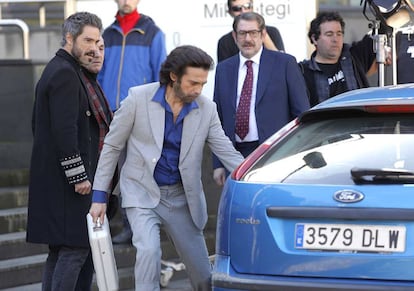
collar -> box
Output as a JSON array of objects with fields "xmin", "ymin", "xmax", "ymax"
[
  {"xmin": 309, "ymin": 44, "xmax": 351, "ymax": 71},
  {"xmin": 81, "ymin": 68, "xmax": 97, "ymax": 80},
  {"xmin": 152, "ymin": 85, "xmax": 199, "ymax": 113},
  {"xmin": 238, "ymin": 46, "xmax": 263, "ymax": 69},
  {"xmin": 56, "ymin": 49, "xmax": 81, "ymax": 70}
]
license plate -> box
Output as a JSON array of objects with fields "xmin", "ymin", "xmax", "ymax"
[{"xmin": 295, "ymin": 223, "xmax": 406, "ymax": 252}]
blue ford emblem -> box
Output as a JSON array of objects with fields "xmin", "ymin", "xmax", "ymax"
[{"xmin": 333, "ymin": 189, "xmax": 364, "ymax": 203}]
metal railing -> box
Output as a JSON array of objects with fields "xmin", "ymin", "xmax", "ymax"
[
  {"xmin": 0, "ymin": 18, "xmax": 29, "ymax": 59},
  {"xmin": 0, "ymin": 0, "xmax": 75, "ymax": 27}
]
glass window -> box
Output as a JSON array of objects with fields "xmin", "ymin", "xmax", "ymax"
[
  {"xmin": 243, "ymin": 115, "xmax": 414, "ymax": 185},
  {"xmin": 318, "ymin": 0, "xmax": 361, "ymax": 7}
]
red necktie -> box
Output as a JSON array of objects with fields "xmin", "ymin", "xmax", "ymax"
[{"xmin": 235, "ymin": 60, "xmax": 253, "ymax": 140}]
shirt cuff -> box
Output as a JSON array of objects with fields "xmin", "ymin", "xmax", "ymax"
[{"xmin": 92, "ymin": 190, "xmax": 107, "ymax": 203}]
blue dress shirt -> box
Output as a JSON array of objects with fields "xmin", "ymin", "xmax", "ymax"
[{"xmin": 153, "ymin": 86, "xmax": 198, "ymax": 186}]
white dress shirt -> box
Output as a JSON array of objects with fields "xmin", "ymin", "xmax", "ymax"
[{"xmin": 235, "ymin": 46, "xmax": 262, "ymax": 142}]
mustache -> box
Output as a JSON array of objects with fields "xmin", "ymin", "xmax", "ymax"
[
  {"xmin": 85, "ymin": 50, "xmax": 96, "ymax": 57},
  {"xmin": 82, "ymin": 50, "xmax": 99, "ymax": 65},
  {"xmin": 242, "ymin": 41, "xmax": 255, "ymax": 47}
]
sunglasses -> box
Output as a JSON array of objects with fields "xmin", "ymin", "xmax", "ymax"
[{"xmin": 230, "ymin": 2, "xmax": 253, "ymax": 12}]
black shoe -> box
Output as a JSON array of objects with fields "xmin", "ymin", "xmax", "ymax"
[{"xmin": 112, "ymin": 229, "xmax": 132, "ymax": 244}]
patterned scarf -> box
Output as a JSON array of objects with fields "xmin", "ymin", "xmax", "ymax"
[{"xmin": 80, "ymin": 70, "xmax": 112, "ymax": 152}]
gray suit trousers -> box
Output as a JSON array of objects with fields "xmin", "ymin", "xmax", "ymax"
[{"xmin": 126, "ymin": 183, "xmax": 211, "ymax": 291}]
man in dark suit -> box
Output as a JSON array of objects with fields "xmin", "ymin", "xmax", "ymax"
[
  {"xmin": 26, "ymin": 12, "xmax": 112, "ymax": 290},
  {"xmin": 217, "ymin": 0, "xmax": 285, "ymax": 63},
  {"xmin": 213, "ymin": 12, "xmax": 310, "ymax": 185}
]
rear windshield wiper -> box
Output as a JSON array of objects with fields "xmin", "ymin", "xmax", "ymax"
[{"xmin": 351, "ymin": 167, "xmax": 414, "ymax": 184}]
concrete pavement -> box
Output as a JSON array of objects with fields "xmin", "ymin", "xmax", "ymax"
[{"xmin": 162, "ymin": 278, "xmax": 192, "ymax": 291}]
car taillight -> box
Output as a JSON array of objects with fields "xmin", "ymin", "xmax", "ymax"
[
  {"xmin": 231, "ymin": 118, "xmax": 299, "ymax": 181},
  {"xmin": 232, "ymin": 142, "xmax": 270, "ymax": 181},
  {"xmin": 364, "ymin": 105, "xmax": 414, "ymax": 113}
]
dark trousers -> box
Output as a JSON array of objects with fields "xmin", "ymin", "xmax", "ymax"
[
  {"xmin": 235, "ymin": 140, "xmax": 260, "ymax": 158},
  {"xmin": 127, "ymin": 183, "xmax": 211, "ymax": 291},
  {"xmin": 42, "ymin": 245, "xmax": 93, "ymax": 291}
]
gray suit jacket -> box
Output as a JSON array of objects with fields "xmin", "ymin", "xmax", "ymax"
[{"xmin": 93, "ymin": 82, "xmax": 244, "ymax": 229}]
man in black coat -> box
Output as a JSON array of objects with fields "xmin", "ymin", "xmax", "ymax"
[
  {"xmin": 26, "ymin": 12, "xmax": 111, "ymax": 290},
  {"xmin": 298, "ymin": 11, "xmax": 376, "ymax": 106}
]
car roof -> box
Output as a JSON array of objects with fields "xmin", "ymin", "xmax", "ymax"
[{"xmin": 300, "ymin": 84, "xmax": 414, "ymax": 121}]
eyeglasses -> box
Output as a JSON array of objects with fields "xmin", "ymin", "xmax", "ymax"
[
  {"xmin": 230, "ymin": 2, "xmax": 253, "ymax": 12},
  {"xmin": 236, "ymin": 30, "xmax": 262, "ymax": 39}
]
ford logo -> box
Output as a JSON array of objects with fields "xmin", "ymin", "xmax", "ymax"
[{"xmin": 333, "ymin": 189, "xmax": 364, "ymax": 203}]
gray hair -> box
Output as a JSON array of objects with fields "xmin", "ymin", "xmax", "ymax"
[{"xmin": 61, "ymin": 12, "xmax": 102, "ymax": 47}]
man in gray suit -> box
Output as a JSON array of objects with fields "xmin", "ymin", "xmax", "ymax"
[{"xmin": 89, "ymin": 45, "xmax": 244, "ymax": 291}]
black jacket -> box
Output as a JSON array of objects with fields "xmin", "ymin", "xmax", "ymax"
[
  {"xmin": 27, "ymin": 49, "xmax": 101, "ymax": 248},
  {"xmin": 299, "ymin": 35, "xmax": 375, "ymax": 106}
]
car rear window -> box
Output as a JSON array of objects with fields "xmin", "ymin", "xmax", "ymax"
[{"xmin": 243, "ymin": 114, "xmax": 414, "ymax": 185}]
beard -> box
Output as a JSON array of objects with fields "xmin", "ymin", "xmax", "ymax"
[
  {"xmin": 172, "ymin": 81, "xmax": 198, "ymax": 104},
  {"xmin": 72, "ymin": 43, "xmax": 94, "ymax": 67}
]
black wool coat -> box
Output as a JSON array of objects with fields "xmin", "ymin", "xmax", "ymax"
[{"xmin": 27, "ymin": 49, "xmax": 101, "ymax": 248}]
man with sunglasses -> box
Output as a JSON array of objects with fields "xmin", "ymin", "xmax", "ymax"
[
  {"xmin": 217, "ymin": 0, "xmax": 285, "ymax": 63},
  {"xmin": 212, "ymin": 12, "xmax": 309, "ymax": 186}
]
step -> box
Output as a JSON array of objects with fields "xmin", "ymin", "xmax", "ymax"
[
  {"xmin": 0, "ymin": 186, "xmax": 28, "ymax": 210},
  {"xmin": 1, "ymin": 259, "xmax": 189, "ymax": 291},
  {"xmin": 0, "ymin": 206, "xmax": 124, "ymax": 236},
  {"xmin": 0, "ymin": 212, "xmax": 215, "ymax": 258},
  {"xmin": 0, "ymin": 169, "xmax": 29, "ymax": 187},
  {"xmin": 0, "ymin": 207, "xmax": 27, "ymax": 234},
  {"xmin": 0, "ymin": 245, "xmax": 137, "ymax": 289},
  {"xmin": 0, "ymin": 265, "xmax": 188, "ymax": 291},
  {"xmin": 0, "ymin": 231, "xmax": 136, "ymax": 264},
  {"xmin": 0, "ymin": 232, "xmax": 47, "ymax": 260},
  {"xmin": 0, "ymin": 143, "xmax": 32, "ymax": 170},
  {"xmin": 0, "ymin": 231, "xmax": 137, "ymax": 265},
  {"xmin": 0, "ymin": 264, "xmax": 135, "ymax": 291},
  {"xmin": 0, "ymin": 248, "xmax": 136, "ymax": 289},
  {"xmin": 0, "ymin": 253, "xmax": 46, "ymax": 289},
  {"xmin": 0, "ymin": 232, "xmax": 201, "ymax": 289},
  {"xmin": 0, "ymin": 228, "xmax": 214, "ymax": 262},
  {"xmin": 0, "ymin": 202, "xmax": 217, "ymax": 236},
  {"xmin": 0, "ymin": 248, "xmax": 189, "ymax": 290}
]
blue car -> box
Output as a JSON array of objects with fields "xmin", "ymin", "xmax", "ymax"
[{"xmin": 213, "ymin": 84, "xmax": 414, "ymax": 291}]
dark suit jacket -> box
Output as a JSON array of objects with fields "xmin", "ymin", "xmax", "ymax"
[{"xmin": 213, "ymin": 48, "xmax": 310, "ymax": 168}]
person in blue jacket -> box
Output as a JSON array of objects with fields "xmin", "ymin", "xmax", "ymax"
[
  {"xmin": 98, "ymin": 0, "xmax": 167, "ymax": 112},
  {"xmin": 98, "ymin": 0, "xmax": 167, "ymax": 244}
]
